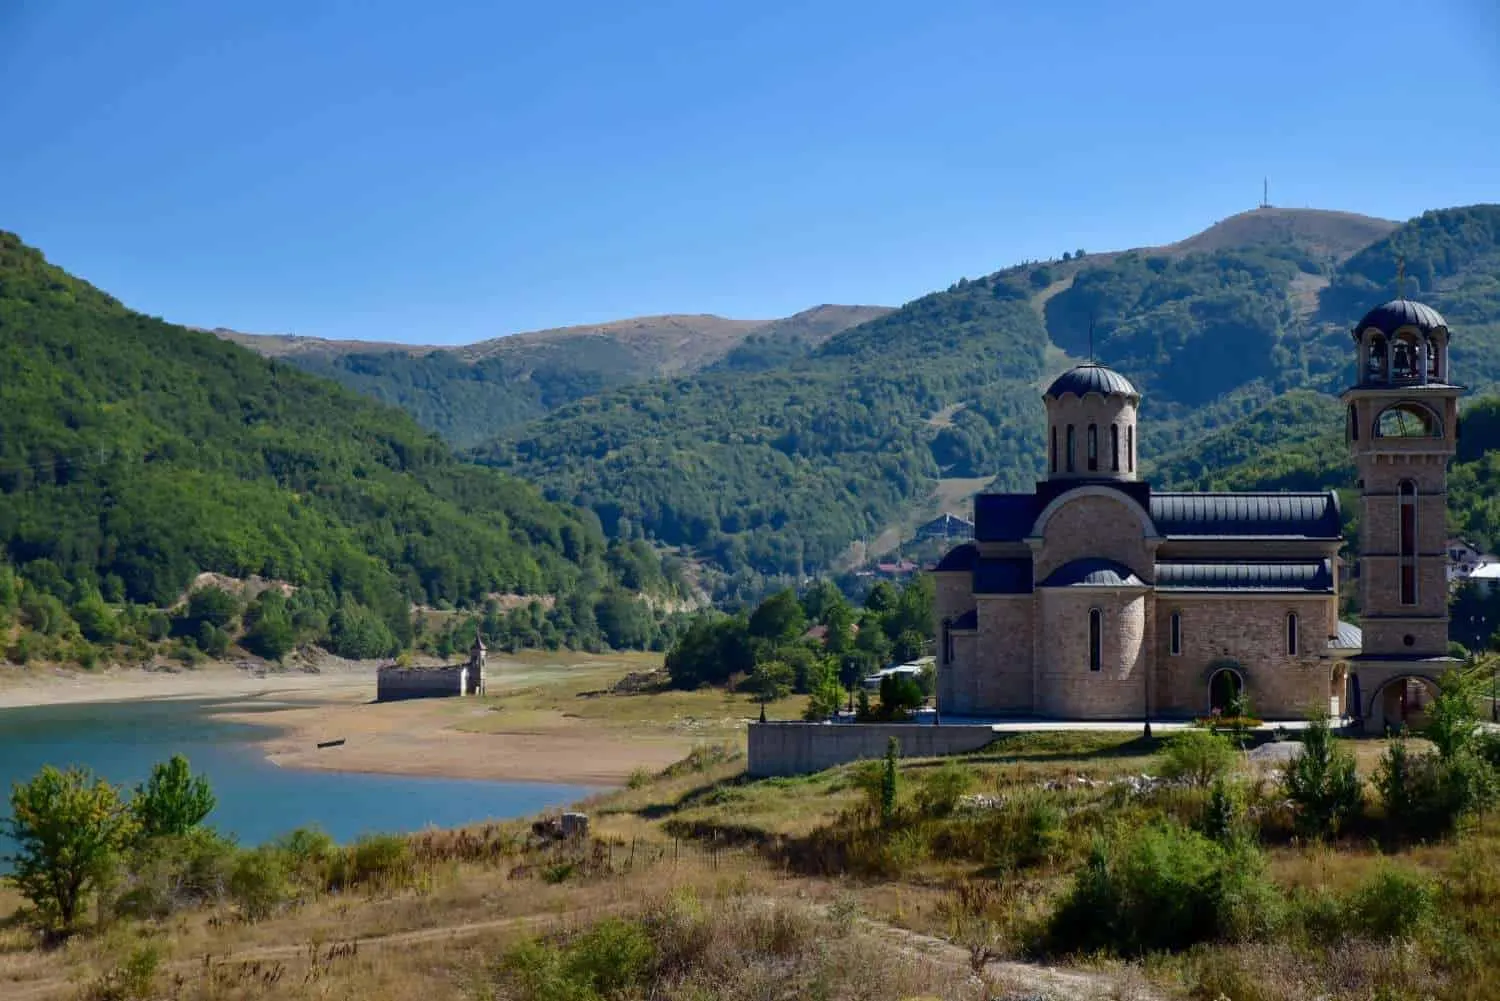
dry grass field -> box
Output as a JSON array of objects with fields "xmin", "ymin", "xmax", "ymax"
[{"xmin": 5, "ymin": 659, "xmax": 1500, "ymax": 1001}]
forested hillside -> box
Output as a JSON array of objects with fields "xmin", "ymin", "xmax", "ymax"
[
  {"xmin": 472, "ymin": 204, "xmax": 1500, "ymax": 589},
  {"xmin": 0, "ymin": 232, "xmax": 685, "ymax": 665},
  {"xmin": 471, "ymin": 274, "xmax": 1053, "ymax": 594},
  {"xmin": 223, "ymin": 306, "xmax": 890, "ymax": 447}
]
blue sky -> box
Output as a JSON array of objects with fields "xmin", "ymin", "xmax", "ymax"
[{"xmin": 2, "ymin": 0, "xmax": 1496, "ymax": 344}]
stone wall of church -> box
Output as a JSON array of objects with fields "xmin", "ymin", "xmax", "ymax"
[
  {"xmin": 934, "ymin": 570, "xmax": 975, "ymax": 623},
  {"xmin": 1152, "ymin": 595, "xmax": 1333, "ymax": 719},
  {"xmin": 972, "ymin": 596, "xmax": 1033, "ymax": 713},
  {"xmin": 1033, "ymin": 494, "xmax": 1153, "ymax": 582},
  {"xmin": 942, "ymin": 630, "xmax": 979, "ymax": 715},
  {"xmin": 1036, "ymin": 588, "xmax": 1148, "ymax": 718}
]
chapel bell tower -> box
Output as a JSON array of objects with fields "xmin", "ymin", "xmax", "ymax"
[{"xmin": 1343, "ymin": 296, "xmax": 1461, "ymax": 664}]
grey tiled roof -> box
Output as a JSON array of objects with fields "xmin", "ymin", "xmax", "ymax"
[
  {"xmin": 1044, "ymin": 364, "xmax": 1139, "ymax": 399},
  {"xmin": 1039, "ymin": 558, "xmax": 1144, "ymax": 588},
  {"xmin": 974, "ymin": 557, "xmax": 1033, "ymax": 594},
  {"xmin": 1354, "ymin": 298, "xmax": 1448, "ymax": 337},
  {"xmin": 1330, "ymin": 621, "xmax": 1363, "ymax": 650},
  {"xmin": 1150, "ymin": 492, "xmax": 1341, "ymax": 539},
  {"xmin": 1155, "ymin": 560, "xmax": 1334, "ymax": 592},
  {"xmin": 974, "ymin": 493, "xmax": 1037, "ymax": 542},
  {"xmin": 933, "ymin": 542, "xmax": 977, "ymax": 572},
  {"xmin": 949, "ymin": 609, "xmax": 978, "ymax": 630}
]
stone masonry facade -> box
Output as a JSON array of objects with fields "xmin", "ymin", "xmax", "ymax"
[{"xmin": 935, "ymin": 298, "xmax": 1463, "ymax": 729}]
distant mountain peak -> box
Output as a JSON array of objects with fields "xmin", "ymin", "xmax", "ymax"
[{"xmin": 1162, "ymin": 206, "xmax": 1399, "ymax": 262}]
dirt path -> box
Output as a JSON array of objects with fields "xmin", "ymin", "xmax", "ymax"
[{"xmin": 8, "ymin": 897, "xmax": 1160, "ymax": 1001}]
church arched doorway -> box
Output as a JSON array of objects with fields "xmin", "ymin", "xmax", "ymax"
[
  {"xmin": 1372, "ymin": 676, "xmax": 1441, "ymax": 734},
  {"xmin": 1208, "ymin": 667, "xmax": 1243, "ymax": 715}
]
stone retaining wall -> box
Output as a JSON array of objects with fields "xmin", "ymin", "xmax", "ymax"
[{"xmin": 747, "ymin": 721, "xmax": 1000, "ymax": 777}]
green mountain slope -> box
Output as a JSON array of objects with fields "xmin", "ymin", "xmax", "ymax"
[
  {"xmin": 219, "ymin": 306, "xmax": 891, "ymax": 447},
  {"xmin": 471, "ymin": 205, "xmax": 1500, "ymax": 589},
  {"xmin": 0, "ymin": 232, "xmax": 678, "ymax": 657}
]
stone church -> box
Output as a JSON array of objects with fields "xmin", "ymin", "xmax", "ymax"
[{"xmin": 933, "ymin": 296, "xmax": 1461, "ymax": 732}]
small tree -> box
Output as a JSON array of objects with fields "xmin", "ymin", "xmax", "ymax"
[
  {"xmin": 1283, "ymin": 713, "xmax": 1363, "ymax": 838},
  {"xmin": 880, "ymin": 737, "xmax": 900, "ymax": 827},
  {"xmin": 1161, "ymin": 729, "xmax": 1236, "ymax": 788},
  {"xmin": 3, "ymin": 766, "xmax": 135, "ymax": 930},
  {"xmin": 132, "ymin": 755, "xmax": 216, "ymax": 840},
  {"xmin": 746, "ymin": 659, "xmax": 795, "ymax": 705},
  {"xmin": 878, "ymin": 673, "xmax": 925, "ymax": 719}
]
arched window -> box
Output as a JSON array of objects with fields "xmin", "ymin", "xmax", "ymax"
[
  {"xmin": 1428, "ymin": 337, "xmax": 1442, "ymax": 381},
  {"xmin": 1126, "ymin": 425, "xmax": 1134, "ymax": 472},
  {"xmin": 1400, "ymin": 479, "xmax": 1417, "ymax": 605},
  {"xmin": 1348, "ymin": 403, "xmax": 1359, "ymax": 442},
  {"xmin": 1088, "ymin": 608, "xmax": 1102, "ymax": 672},
  {"xmin": 1376, "ymin": 403, "xmax": 1442, "ymax": 438},
  {"xmin": 1086, "ymin": 424, "xmax": 1098, "ymax": 472},
  {"xmin": 1286, "ymin": 612, "xmax": 1298, "ymax": 656},
  {"xmin": 1111, "ymin": 424, "xmax": 1120, "ymax": 472},
  {"xmin": 1066, "ymin": 425, "xmax": 1076, "ymax": 473},
  {"xmin": 1366, "ymin": 333, "xmax": 1387, "ymax": 381},
  {"xmin": 1169, "ymin": 611, "xmax": 1181, "ymax": 656},
  {"xmin": 941, "ymin": 619, "xmax": 953, "ymax": 665},
  {"xmin": 1050, "ymin": 426, "xmax": 1057, "ymax": 473}
]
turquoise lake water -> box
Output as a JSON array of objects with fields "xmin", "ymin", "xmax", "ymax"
[{"xmin": 0, "ymin": 697, "xmax": 593, "ymax": 858}]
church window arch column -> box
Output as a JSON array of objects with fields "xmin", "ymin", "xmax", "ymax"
[
  {"xmin": 1088, "ymin": 608, "xmax": 1103, "ymax": 672},
  {"xmin": 1066, "ymin": 425, "xmax": 1076, "ymax": 473},
  {"xmin": 1087, "ymin": 424, "xmax": 1098, "ymax": 471}
]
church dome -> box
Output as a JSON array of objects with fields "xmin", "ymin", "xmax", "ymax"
[
  {"xmin": 1044, "ymin": 364, "xmax": 1138, "ymax": 400},
  {"xmin": 1354, "ymin": 299, "xmax": 1448, "ymax": 338},
  {"xmin": 1039, "ymin": 558, "xmax": 1144, "ymax": 588}
]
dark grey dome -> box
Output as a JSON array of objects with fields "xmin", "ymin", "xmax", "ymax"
[
  {"xmin": 1354, "ymin": 299, "xmax": 1448, "ymax": 339},
  {"xmin": 1044, "ymin": 364, "xmax": 1138, "ymax": 400},
  {"xmin": 1039, "ymin": 558, "xmax": 1144, "ymax": 588}
]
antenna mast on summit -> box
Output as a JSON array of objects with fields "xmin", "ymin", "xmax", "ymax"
[{"xmin": 1261, "ymin": 177, "xmax": 1269, "ymax": 209}]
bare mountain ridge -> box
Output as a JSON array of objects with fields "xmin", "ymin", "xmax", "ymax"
[{"xmin": 210, "ymin": 305, "xmax": 893, "ymax": 373}]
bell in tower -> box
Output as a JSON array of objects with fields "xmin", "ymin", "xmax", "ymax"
[{"xmin": 1343, "ymin": 296, "xmax": 1462, "ymax": 733}]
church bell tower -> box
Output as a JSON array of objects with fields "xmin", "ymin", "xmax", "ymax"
[{"xmin": 1344, "ymin": 296, "xmax": 1461, "ymax": 722}]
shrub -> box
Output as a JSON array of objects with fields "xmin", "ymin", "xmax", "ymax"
[
  {"xmin": 1377, "ymin": 736, "xmax": 1497, "ymax": 841},
  {"xmin": 343, "ymin": 832, "xmax": 413, "ymax": 887},
  {"xmin": 1282, "ymin": 714, "xmax": 1362, "ymax": 837},
  {"xmin": 915, "ymin": 761, "xmax": 974, "ymax": 817},
  {"xmin": 1045, "ymin": 822, "xmax": 1280, "ymax": 956},
  {"xmin": 111, "ymin": 828, "xmax": 237, "ymax": 919},
  {"xmin": 229, "ymin": 847, "xmax": 292, "ymax": 921},
  {"xmin": 272, "ymin": 826, "xmax": 341, "ymax": 889},
  {"xmin": 501, "ymin": 919, "xmax": 655, "ymax": 1001},
  {"xmin": 1161, "ymin": 729, "xmax": 1237, "ymax": 788},
  {"xmin": 1202, "ymin": 777, "xmax": 1245, "ymax": 843},
  {"xmin": 1346, "ymin": 865, "xmax": 1436, "ymax": 940},
  {"xmin": 80, "ymin": 943, "xmax": 162, "ymax": 1001}
]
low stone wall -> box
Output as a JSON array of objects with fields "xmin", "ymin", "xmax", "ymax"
[
  {"xmin": 376, "ymin": 665, "xmax": 469, "ymax": 702},
  {"xmin": 747, "ymin": 721, "xmax": 1000, "ymax": 777}
]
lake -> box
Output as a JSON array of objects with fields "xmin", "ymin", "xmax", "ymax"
[{"xmin": 0, "ymin": 697, "xmax": 594, "ymax": 857}]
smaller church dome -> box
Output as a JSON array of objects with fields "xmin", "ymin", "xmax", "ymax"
[
  {"xmin": 1044, "ymin": 364, "xmax": 1138, "ymax": 400},
  {"xmin": 1354, "ymin": 299, "xmax": 1448, "ymax": 338},
  {"xmin": 1039, "ymin": 558, "xmax": 1144, "ymax": 588}
]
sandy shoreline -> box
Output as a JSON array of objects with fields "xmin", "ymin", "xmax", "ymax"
[{"xmin": 0, "ymin": 662, "xmax": 696, "ymax": 787}]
